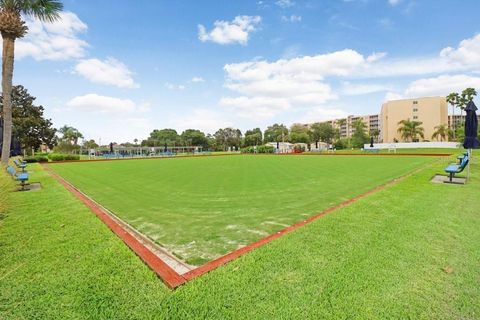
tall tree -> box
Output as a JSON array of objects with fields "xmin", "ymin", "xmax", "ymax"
[
  {"xmin": 214, "ymin": 127, "xmax": 242, "ymax": 150},
  {"xmin": 244, "ymin": 128, "xmax": 262, "ymax": 146},
  {"xmin": 370, "ymin": 129, "xmax": 380, "ymax": 142},
  {"xmin": 143, "ymin": 128, "xmax": 180, "ymax": 147},
  {"xmin": 431, "ymin": 124, "xmax": 450, "ymax": 142},
  {"xmin": 264, "ymin": 123, "xmax": 288, "ymax": 143},
  {"xmin": 58, "ymin": 125, "xmax": 83, "ymax": 145},
  {"xmin": 289, "ymin": 123, "xmax": 311, "ymax": 144},
  {"xmin": 180, "ymin": 129, "xmax": 208, "ymax": 147},
  {"xmin": 83, "ymin": 139, "xmax": 98, "ymax": 149},
  {"xmin": 1, "ymin": 85, "xmax": 56, "ymax": 151},
  {"xmin": 310, "ymin": 122, "xmax": 335, "ymax": 148},
  {"xmin": 446, "ymin": 92, "xmax": 460, "ymax": 140},
  {"xmin": 397, "ymin": 119, "xmax": 424, "ymax": 142},
  {"xmin": 0, "ymin": 0, "xmax": 63, "ymax": 165},
  {"xmin": 351, "ymin": 119, "xmax": 369, "ymax": 148}
]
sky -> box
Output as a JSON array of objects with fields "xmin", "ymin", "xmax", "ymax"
[{"xmin": 9, "ymin": 0, "xmax": 480, "ymax": 143}]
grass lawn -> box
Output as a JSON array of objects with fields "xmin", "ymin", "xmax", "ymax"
[
  {"xmin": 1, "ymin": 152, "xmax": 479, "ymax": 319},
  {"xmin": 49, "ymin": 155, "xmax": 435, "ymax": 265}
]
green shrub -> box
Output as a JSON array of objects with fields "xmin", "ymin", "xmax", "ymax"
[
  {"xmin": 24, "ymin": 155, "xmax": 48, "ymax": 163},
  {"xmin": 48, "ymin": 153, "xmax": 65, "ymax": 161},
  {"xmin": 48, "ymin": 153, "xmax": 80, "ymax": 161},
  {"xmin": 64, "ymin": 154, "xmax": 80, "ymax": 161},
  {"xmin": 334, "ymin": 139, "xmax": 349, "ymax": 150}
]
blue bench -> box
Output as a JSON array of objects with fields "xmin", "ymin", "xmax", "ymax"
[
  {"xmin": 13, "ymin": 159, "xmax": 27, "ymax": 171},
  {"xmin": 6, "ymin": 165, "xmax": 29, "ymax": 190},
  {"xmin": 444, "ymin": 154, "xmax": 469, "ymax": 183},
  {"xmin": 456, "ymin": 152, "xmax": 468, "ymax": 164}
]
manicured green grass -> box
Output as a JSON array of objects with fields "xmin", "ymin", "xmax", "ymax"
[
  {"xmin": 49, "ymin": 155, "xmax": 435, "ymax": 265},
  {"xmin": 1, "ymin": 153, "xmax": 479, "ymax": 319}
]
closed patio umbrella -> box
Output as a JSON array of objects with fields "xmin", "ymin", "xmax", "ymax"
[{"xmin": 463, "ymin": 101, "xmax": 479, "ymax": 181}]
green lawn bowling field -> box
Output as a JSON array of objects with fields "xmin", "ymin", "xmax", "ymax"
[{"xmin": 48, "ymin": 154, "xmax": 437, "ymax": 265}]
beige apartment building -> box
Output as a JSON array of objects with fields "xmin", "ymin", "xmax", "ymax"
[
  {"xmin": 320, "ymin": 114, "xmax": 380, "ymax": 139},
  {"xmin": 380, "ymin": 97, "xmax": 448, "ymax": 143}
]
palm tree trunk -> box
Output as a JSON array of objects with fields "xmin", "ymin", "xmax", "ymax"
[{"xmin": 1, "ymin": 36, "xmax": 15, "ymax": 165}]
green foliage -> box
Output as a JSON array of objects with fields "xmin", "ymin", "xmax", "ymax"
[
  {"xmin": 334, "ymin": 138, "xmax": 350, "ymax": 150},
  {"xmin": 431, "ymin": 124, "xmax": 451, "ymax": 141},
  {"xmin": 310, "ymin": 122, "xmax": 335, "ymax": 144},
  {"xmin": 351, "ymin": 119, "xmax": 369, "ymax": 148},
  {"xmin": 397, "ymin": 119, "xmax": 425, "ymax": 142},
  {"xmin": 58, "ymin": 125, "xmax": 83, "ymax": 145},
  {"xmin": 24, "ymin": 155, "xmax": 48, "ymax": 163},
  {"xmin": 244, "ymin": 128, "xmax": 263, "ymax": 146},
  {"xmin": 264, "ymin": 123, "xmax": 288, "ymax": 142},
  {"xmin": 0, "ymin": 85, "xmax": 57, "ymax": 151},
  {"xmin": 241, "ymin": 145, "xmax": 275, "ymax": 153},
  {"xmin": 289, "ymin": 123, "xmax": 311, "ymax": 144},
  {"xmin": 213, "ymin": 127, "xmax": 242, "ymax": 150},
  {"xmin": 180, "ymin": 129, "xmax": 208, "ymax": 147},
  {"xmin": 47, "ymin": 153, "xmax": 80, "ymax": 161},
  {"xmin": 142, "ymin": 128, "xmax": 180, "ymax": 147},
  {"xmin": 83, "ymin": 139, "xmax": 98, "ymax": 149},
  {"xmin": 53, "ymin": 140, "xmax": 80, "ymax": 153}
]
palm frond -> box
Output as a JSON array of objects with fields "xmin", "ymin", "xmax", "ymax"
[{"xmin": 20, "ymin": 0, "xmax": 63, "ymax": 22}]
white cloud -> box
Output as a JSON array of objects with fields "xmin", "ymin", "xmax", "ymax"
[
  {"xmin": 220, "ymin": 96, "xmax": 290, "ymax": 120},
  {"xmin": 388, "ymin": 0, "xmax": 401, "ymax": 5},
  {"xmin": 281, "ymin": 15, "xmax": 302, "ymax": 23},
  {"xmin": 191, "ymin": 76, "xmax": 205, "ymax": 83},
  {"xmin": 440, "ymin": 34, "xmax": 480, "ymax": 65},
  {"xmin": 16, "ymin": 11, "xmax": 88, "ymax": 60},
  {"xmin": 169, "ymin": 109, "xmax": 233, "ymax": 134},
  {"xmin": 219, "ymin": 33, "xmax": 480, "ymax": 120},
  {"xmin": 366, "ymin": 52, "xmax": 387, "ymax": 62},
  {"xmin": 198, "ymin": 16, "xmax": 261, "ymax": 45},
  {"xmin": 165, "ymin": 83, "xmax": 186, "ymax": 90},
  {"xmin": 341, "ymin": 82, "xmax": 392, "ymax": 95},
  {"xmin": 66, "ymin": 94, "xmax": 148, "ymax": 114},
  {"xmin": 404, "ymin": 74, "xmax": 480, "ymax": 98},
  {"xmin": 276, "ymin": 0, "xmax": 295, "ymax": 8},
  {"xmin": 300, "ymin": 108, "xmax": 349, "ymax": 123},
  {"xmin": 75, "ymin": 58, "xmax": 139, "ymax": 89}
]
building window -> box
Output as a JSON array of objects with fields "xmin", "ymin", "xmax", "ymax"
[
  {"xmin": 413, "ymin": 108, "xmax": 418, "ymax": 112},
  {"xmin": 413, "ymin": 115, "xmax": 418, "ymax": 119},
  {"xmin": 413, "ymin": 101, "xmax": 418, "ymax": 104}
]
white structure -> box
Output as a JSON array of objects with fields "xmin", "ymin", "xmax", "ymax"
[
  {"xmin": 266, "ymin": 142, "xmax": 294, "ymax": 153},
  {"xmin": 364, "ymin": 142, "xmax": 460, "ymax": 149}
]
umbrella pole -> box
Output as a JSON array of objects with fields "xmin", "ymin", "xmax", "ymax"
[{"xmin": 467, "ymin": 148, "xmax": 472, "ymax": 182}]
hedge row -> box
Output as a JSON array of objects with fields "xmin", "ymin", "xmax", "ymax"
[
  {"xmin": 48, "ymin": 153, "xmax": 80, "ymax": 161},
  {"xmin": 23, "ymin": 153, "xmax": 80, "ymax": 163}
]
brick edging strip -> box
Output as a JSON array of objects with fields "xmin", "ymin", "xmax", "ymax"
[
  {"xmin": 42, "ymin": 164, "xmax": 186, "ymax": 289},
  {"xmin": 43, "ymin": 157, "xmax": 440, "ymax": 288}
]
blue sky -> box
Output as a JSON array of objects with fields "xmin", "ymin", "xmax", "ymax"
[{"xmin": 10, "ymin": 0, "xmax": 480, "ymax": 143}]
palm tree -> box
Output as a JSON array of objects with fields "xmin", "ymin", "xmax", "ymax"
[
  {"xmin": 371, "ymin": 129, "xmax": 380, "ymax": 142},
  {"xmin": 446, "ymin": 92, "xmax": 460, "ymax": 140},
  {"xmin": 432, "ymin": 124, "xmax": 450, "ymax": 142},
  {"xmin": 397, "ymin": 119, "xmax": 424, "ymax": 142},
  {"xmin": 0, "ymin": 0, "xmax": 63, "ymax": 165}
]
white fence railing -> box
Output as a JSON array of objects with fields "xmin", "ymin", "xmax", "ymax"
[{"xmin": 364, "ymin": 142, "xmax": 461, "ymax": 149}]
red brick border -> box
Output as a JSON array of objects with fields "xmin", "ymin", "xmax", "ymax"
[
  {"xmin": 43, "ymin": 156, "xmax": 442, "ymax": 288},
  {"xmin": 43, "ymin": 165, "xmax": 186, "ymax": 289}
]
